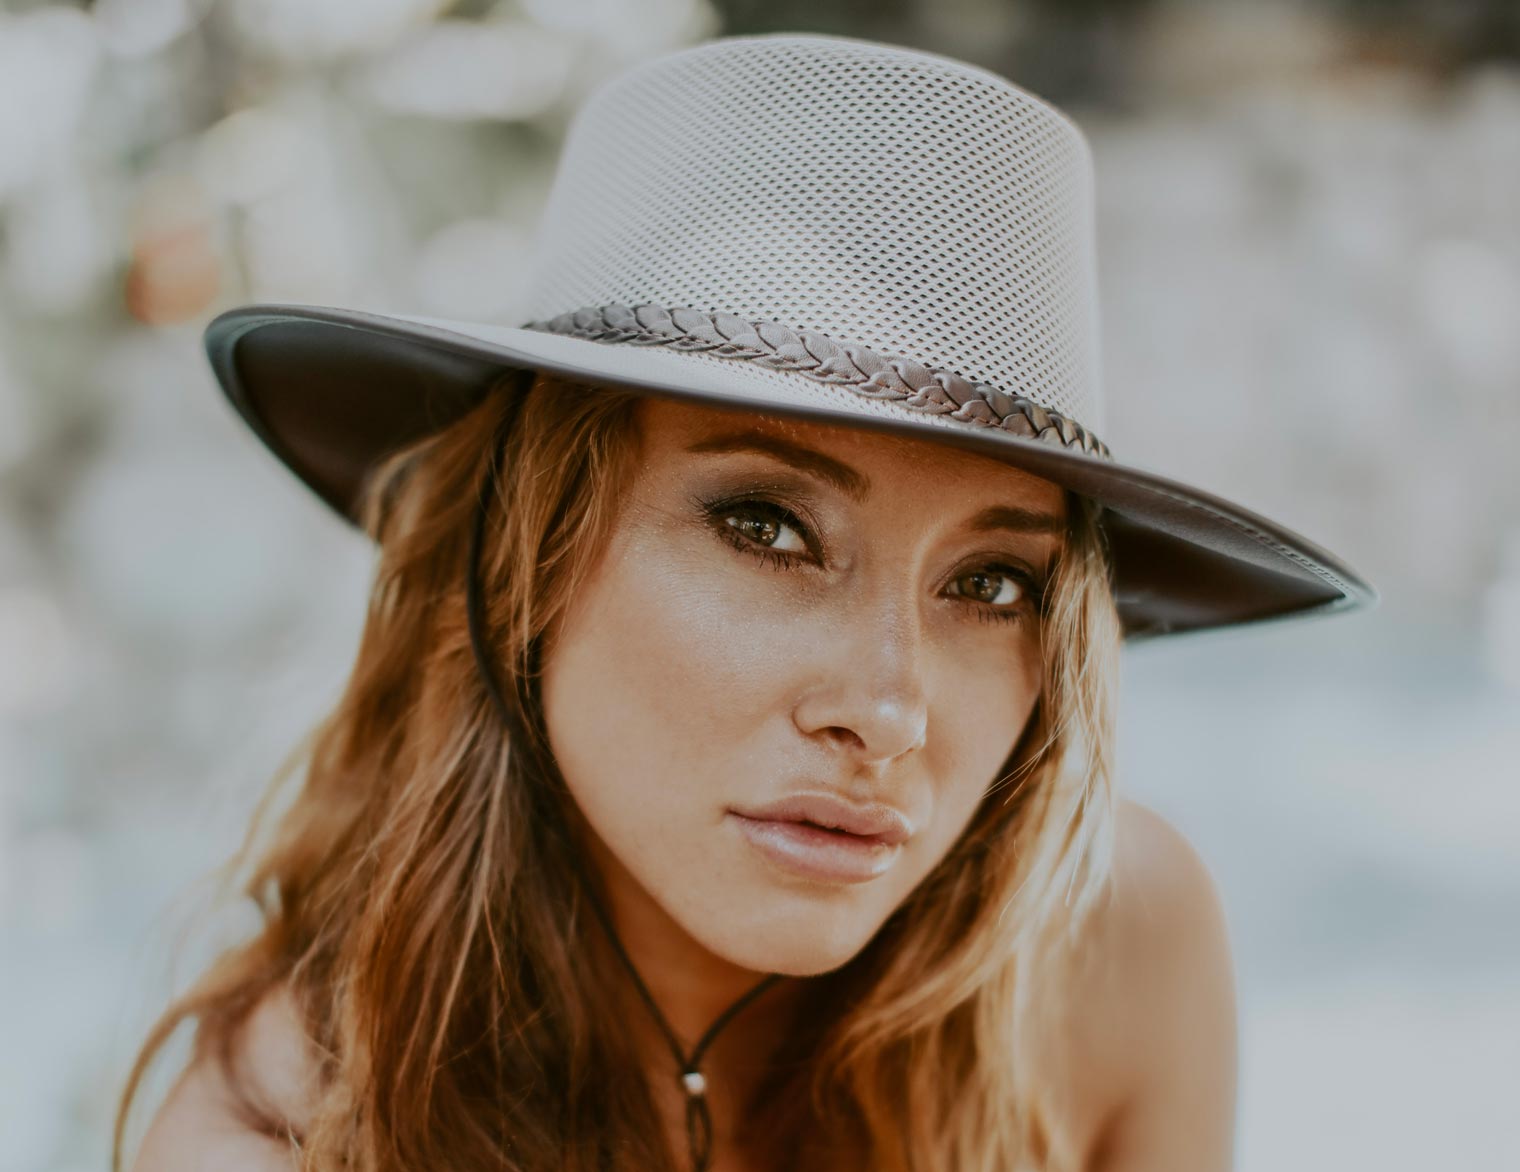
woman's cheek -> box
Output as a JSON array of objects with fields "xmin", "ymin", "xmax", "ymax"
[{"xmin": 618, "ymin": 532, "xmax": 821, "ymax": 721}]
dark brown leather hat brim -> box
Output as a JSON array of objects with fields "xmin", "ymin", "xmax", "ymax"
[{"xmin": 204, "ymin": 303, "xmax": 1378, "ymax": 641}]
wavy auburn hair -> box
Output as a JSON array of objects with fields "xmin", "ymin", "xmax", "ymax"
[{"xmin": 116, "ymin": 369, "xmax": 1123, "ymax": 1172}]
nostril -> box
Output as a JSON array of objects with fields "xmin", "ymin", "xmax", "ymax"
[{"xmin": 824, "ymin": 727, "xmax": 868, "ymax": 753}]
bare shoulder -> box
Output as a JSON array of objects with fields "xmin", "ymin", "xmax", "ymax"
[
  {"xmin": 1107, "ymin": 797, "xmax": 1233, "ymax": 951},
  {"xmin": 129, "ymin": 982, "xmax": 323, "ymax": 1172},
  {"xmin": 1059, "ymin": 797, "xmax": 1239, "ymax": 1171}
]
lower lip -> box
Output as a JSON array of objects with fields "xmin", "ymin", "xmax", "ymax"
[{"xmin": 728, "ymin": 814, "xmax": 904, "ymax": 885}]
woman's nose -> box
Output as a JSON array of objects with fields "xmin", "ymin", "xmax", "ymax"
[{"xmin": 791, "ymin": 600, "xmax": 929, "ymax": 767}]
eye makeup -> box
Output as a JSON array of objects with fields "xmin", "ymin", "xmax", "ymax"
[{"xmin": 685, "ymin": 483, "xmax": 1050, "ymax": 626}]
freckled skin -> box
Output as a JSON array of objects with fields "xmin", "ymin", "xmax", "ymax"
[{"xmin": 541, "ymin": 397, "xmax": 1066, "ymax": 982}]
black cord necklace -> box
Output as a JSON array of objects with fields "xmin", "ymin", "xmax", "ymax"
[{"xmin": 463, "ymin": 407, "xmax": 784, "ymax": 1170}]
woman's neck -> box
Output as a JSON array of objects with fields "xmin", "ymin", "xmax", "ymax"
[{"xmin": 577, "ymin": 826, "xmax": 812, "ymax": 1159}]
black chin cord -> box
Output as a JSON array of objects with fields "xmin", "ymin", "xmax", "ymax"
[{"xmin": 462, "ymin": 402, "xmax": 783, "ymax": 1171}]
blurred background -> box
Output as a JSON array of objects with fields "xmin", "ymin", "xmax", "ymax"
[{"xmin": 1, "ymin": 0, "xmax": 1516, "ymax": 1168}]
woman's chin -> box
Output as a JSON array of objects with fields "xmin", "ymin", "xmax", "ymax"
[{"xmin": 687, "ymin": 906, "xmax": 884, "ymax": 978}]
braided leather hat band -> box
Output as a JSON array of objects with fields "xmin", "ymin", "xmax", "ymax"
[{"xmin": 524, "ymin": 303, "xmax": 1113, "ymax": 461}]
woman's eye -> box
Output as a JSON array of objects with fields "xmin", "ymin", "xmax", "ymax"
[
  {"xmin": 948, "ymin": 567, "xmax": 1031, "ymax": 612},
  {"xmin": 721, "ymin": 503, "xmax": 809, "ymax": 555},
  {"xmin": 703, "ymin": 493, "xmax": 1041, "ymax": 623}
]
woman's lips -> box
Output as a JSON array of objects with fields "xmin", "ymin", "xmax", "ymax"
[{"xmin": 728, "ymin": 813, "xmax": 905, "ymax": 884}]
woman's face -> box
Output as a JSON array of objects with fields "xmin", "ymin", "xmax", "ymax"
[{"xmin": 540, "ymin": 396, "xmax": 1066, "ymax": 977}]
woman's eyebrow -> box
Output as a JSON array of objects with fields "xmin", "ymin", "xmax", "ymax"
[
  {"xmin": 684, "ymin": 430, "xmax": 870, "ymax": 501},
  {"xmin": 684, "ymin": 430, "xmax": 1064, "ymax": 534},
  {"xmin": 964, "ymin": 504, "xmax": 1066, "ymax": 537}
]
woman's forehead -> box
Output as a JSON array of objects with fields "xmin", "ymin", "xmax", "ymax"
[{"xmin": 633, "ymin": 394, "xmax": 1068, "ymax": 511}]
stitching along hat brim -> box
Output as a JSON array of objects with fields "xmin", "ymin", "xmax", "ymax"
[{"xmin": 203, "ymin": 302, "xmax": 1378, "ymax": 641}]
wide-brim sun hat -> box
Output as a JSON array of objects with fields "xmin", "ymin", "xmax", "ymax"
[{"xmin": 203, "ymin": 31, "xmax": 1376, "ymax": 640}]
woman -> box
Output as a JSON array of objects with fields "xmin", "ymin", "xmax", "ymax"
[{"xmin": 117, "ymin": 32, "xmax": 1375, "ymax": 1172}]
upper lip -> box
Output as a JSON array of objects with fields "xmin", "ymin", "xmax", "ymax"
[{"xmin": 730, "ymin": 793, "xmax": 914, "ymax": 845}]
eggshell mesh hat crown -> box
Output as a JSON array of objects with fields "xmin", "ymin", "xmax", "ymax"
[{"xmin": 203, "ymin": 31, "xmax": 1377, "ymax": 639}]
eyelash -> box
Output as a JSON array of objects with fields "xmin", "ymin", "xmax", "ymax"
[{"xmin": 697, "ymin": 494, "xmax": 1046, "ymax": 626}]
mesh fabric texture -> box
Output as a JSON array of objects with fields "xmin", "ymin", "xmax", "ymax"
[{"xmin": 520, "ymin": 33, "xmax": 1106, "ymax": 436}]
